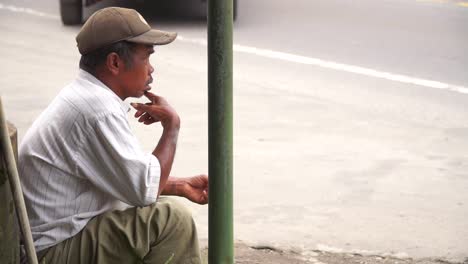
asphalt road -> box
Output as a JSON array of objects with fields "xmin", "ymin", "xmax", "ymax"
[{"xmin": 1, "ymin": 0, "xmax": 467, "ymax": 262}]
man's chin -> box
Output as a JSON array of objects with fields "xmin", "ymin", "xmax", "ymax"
[{"xmin": 131, "ymin": 91, "xmax": 149, "ymax": 99}]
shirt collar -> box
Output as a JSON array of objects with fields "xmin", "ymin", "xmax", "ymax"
[{"xmin": 77, "ymin": 69, "xmax": 131, "ymax": 113}]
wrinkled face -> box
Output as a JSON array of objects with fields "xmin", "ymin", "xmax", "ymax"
[{"xmin": 119, "ymin": 44, "xmax": 154, "ymax": 99}]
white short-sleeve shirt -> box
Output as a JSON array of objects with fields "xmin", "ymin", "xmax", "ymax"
[{"xmin": 18, "ymin": 69, "xmax": 161, "ymax": 252}]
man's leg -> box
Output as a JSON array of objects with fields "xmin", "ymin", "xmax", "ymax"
[{"xmin": 40, "ymin": 197, "xmax": 201, "ymax": 264}]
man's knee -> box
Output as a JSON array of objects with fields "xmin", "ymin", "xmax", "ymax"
[
  {"xmin": 157, "ymin": 197, "xmax": 196, "ymax": 235},
  {"xmin": 144, "ymin": 198, "xmax": 200, "ymax": 263}
]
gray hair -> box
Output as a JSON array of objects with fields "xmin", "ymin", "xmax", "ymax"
[{"xmin": 79, "ymin": 41, "xmax": 136, "ymax": 74}]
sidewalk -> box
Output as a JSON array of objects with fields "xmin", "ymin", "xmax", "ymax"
[{"xmin": 201, "ymin": 243, "xmax": 466, "ymax": 264}]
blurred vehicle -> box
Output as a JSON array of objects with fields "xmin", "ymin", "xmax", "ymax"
[{"xmin": 60, "ymin": 0, "xmax": 238, "ymax": 25}]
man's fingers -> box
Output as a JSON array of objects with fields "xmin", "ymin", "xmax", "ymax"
[
  {"xmin": 134, "ymin": 102, "xmax": 155, "ymax": 118},
  {"xmin": 134, "ymin": 110, "xmax": 145, "ymax": 118},
  {"xmin": 143, "ymin": 91, "xmax": 160, "ymax": 103},
  {"xmin": 144, "ymin": 91, "xmax": 157, "ymax": 98},
  {"xmin": 138, "ymin": 112, "xmax": 149, "ymax": 122},
  {"xmin": 197, "ymin": 174, "xmax": 209, "ymax": 186},
  {"xmin": 201, "ymin": 191, "xmax": 208, "ymax": 204},
  {"xmin": 131, "ymin": 102, "xmax": 151, "ymax": 111},
  {"xmin": 138, "ymin": 115, "xmax": 146, "ymax": 123},
  {"xmin": 144, "ymin": 116, "xmax": 160, "ymax": 125},
  {"xmin": 201, "ymin": 174, "xmax": 209, "ymax": 183}
]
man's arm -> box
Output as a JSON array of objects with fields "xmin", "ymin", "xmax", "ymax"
[
  {"xmin": 131, "ymin": 92, "xmax": 209, "ymax": 205},
  {"xmin": 152, "ymin": 123, "xmax": 179, "ymax": 196},
  {"xmin": 131, "ymin": 92, "xmax": 179, "ymax": 196},
  {"xmin": 161, "ymin": 175, "xmax": 209, "ymax": 205}
]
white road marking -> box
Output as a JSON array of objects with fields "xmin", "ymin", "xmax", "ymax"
[
  {"xmin": 2, "ymin": 3, "xmax": 467, "ymax": 95},
  {"xmin": 178, "ymin": 36, "xmax": 468, "ymax": 94}
]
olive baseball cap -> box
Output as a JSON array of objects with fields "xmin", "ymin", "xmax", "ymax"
[{"xmin": 76, "ymin": 7, "xmax": 177, "ymax": 55}]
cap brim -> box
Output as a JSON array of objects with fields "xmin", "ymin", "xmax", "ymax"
[{"xmin": 127, "ymin": 29, "xmax": 177, "ymax": 45}]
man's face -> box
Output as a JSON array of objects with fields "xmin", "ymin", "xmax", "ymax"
[{"xmin": 119, "ymin": 44, "xmax": 155, "ymax": 99}]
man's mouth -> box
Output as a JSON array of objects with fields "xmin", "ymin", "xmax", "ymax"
[
  {"xmin": 145, "ymin": 78, "xmax": 153, "ymax": 90},
  {"xmin": 147, "ymin": 78, "xmax": 153, "ymax": 85}
]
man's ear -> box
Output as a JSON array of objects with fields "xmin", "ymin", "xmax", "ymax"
[{"xmin": 106, "ymin": 52, "xmax": 121, "ymax": 75}]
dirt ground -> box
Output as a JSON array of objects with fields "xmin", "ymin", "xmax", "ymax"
[{"xmin": 201, "ymin": 243, "xmax": 468, "ymax": 264}]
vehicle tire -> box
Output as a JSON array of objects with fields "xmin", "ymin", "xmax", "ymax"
[
  {"xmin": 233, "ymin": 0, "xmax": 238, "ymax": 20},
  {"xmin": 60, "ymin": 0, "xmax": 82, "ymax": 25}
]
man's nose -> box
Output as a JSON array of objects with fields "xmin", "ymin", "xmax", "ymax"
[{"xmin": 149, "ymin": 64, "xmax": 154, "ymax": 74}]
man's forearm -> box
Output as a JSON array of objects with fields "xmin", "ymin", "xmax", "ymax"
[
  {"xmin": 160, "ymin": 175, "xmax": 209, "ymax": 204},
  {"xmin": 153, "ymin": 125, "xmax": 179, "ymax": 196},
  {"xmin": 160, "ymin": 177, "xmax": 186, "ymax": 196}
]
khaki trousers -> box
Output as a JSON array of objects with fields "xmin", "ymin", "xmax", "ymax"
[{"xmin": 39, "ymin": 197, "xmax": 201, "ymax": 264}]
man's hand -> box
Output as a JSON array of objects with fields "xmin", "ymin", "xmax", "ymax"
[
  {"xmin": 131, "ymin": 91, "xmax": 180, "ymax": 128},
  {"xmin": 132, "ymin": 91, "xmax": 180, "ymax": 196},
  {"xmin": 162, "ymin": 175, "xmax": 209, "ymax": 205},
  {"xmin": 183, "ymin": 175, "xmax": 209, "ymax": 205}
]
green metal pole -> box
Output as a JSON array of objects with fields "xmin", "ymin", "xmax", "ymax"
[{"xmin": 208, "ymin": 0, "xmax": 233, "ymax": 263}]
